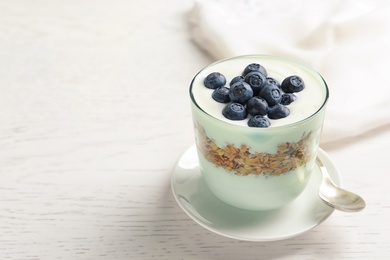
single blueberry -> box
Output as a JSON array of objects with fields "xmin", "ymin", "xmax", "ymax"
[
  {"xmin": 212, "ymin": 87, "xmax": 231, "ymax": 103},
  {"xmin": 266, "ymin": 77, "xmax": 281, "ymax": 88},
  {"xmin": 204, "ymin": 72, "xmax": 226, "ymax": 89},
  {"xmin": 281, "ymin": 93, "xmax": 297, "ymax": 105},
  {"xmin": 222, "ymin": 102, "xmax": 247, "ymax": 120},
  {"xmin": 246, "ymin": 96, "xmax": 268, "ymax": 116},
  {"xmin": 244, "ymin": 71, "xmax": 266, "ymax": 95},
  {"xmin": 259, "ymin": 84, "xmax": 282, "ymax": 106},
  {"xmin": 248, "ymin": 115, "xmax": 271, "ymax": 128},
  {"xmin": 267, "ymin": 104, "xmax": 290, "ymax": 119},
  {"xmin": 229, "ymin": 81, "xmax": 253, "ymax": 105},
  {"xmin": 229, "ymin": 76, "xmax": 245, "ymax": 86},
  {"xmin": 281, "ymin": 75, "xmax": 305, "ymax": 93},
  {"xmin": 243, "ymin": 63, "xmax": 267, "ymax": 77}
]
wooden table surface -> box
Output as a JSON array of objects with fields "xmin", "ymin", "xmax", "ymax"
[{"xmin": 1, "ymin": 0, "xmax": 389, "ymax": 259}]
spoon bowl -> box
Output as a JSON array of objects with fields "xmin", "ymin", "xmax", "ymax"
[{"xmin": 316, "ymin": 157, "xmax": 366, "ymax": 212}]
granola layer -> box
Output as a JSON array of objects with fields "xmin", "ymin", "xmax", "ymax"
[{"xmin": 196, "ymin": 124, "xmax": 314, "ymax": 176}]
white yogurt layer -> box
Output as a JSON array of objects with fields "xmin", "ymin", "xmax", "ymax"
[{"xmin": 191, "ymin": 55, "xmax": 328, "ymax": 127}]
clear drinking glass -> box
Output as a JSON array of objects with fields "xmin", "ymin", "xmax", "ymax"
[{"xmin": 189, "ymin": 55, "xmax": 329, "ymax": 211}]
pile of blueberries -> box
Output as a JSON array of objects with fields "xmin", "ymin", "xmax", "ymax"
[{"xmin": 203, "ymin": 63, "xmax": 305, "ymax": 128}]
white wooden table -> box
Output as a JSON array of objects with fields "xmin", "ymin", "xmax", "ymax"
[{"xmin": 1, "ymin": 1, "xmax": 389, "ymax": 259}]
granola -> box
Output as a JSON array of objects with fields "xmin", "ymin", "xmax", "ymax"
[{"xmin": 196, "ymin": 124, "xmax": 314, "ymax": 176}]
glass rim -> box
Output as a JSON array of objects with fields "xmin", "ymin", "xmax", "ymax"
[{"xmin": 189, "ymin": 54, "xmax": 329, "ymax": 130}]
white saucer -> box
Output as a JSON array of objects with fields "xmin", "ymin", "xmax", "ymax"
[{"xmin": 171, "ymin": 145, "xmax": 341, "ymax": 242}]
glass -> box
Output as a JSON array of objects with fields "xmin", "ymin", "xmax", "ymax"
[{"xmin": 189, "ymin": 55, "xmax": 329, "ymax": 211}]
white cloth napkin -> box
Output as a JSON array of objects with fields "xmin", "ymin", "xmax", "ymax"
[{"xmin": 189, "ymin": 0, "xmax": 390, "ymax": 144}]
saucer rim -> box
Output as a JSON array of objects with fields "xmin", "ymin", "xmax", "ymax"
[{"xmin": 171, "ymin": 145, "xmax": 340, "ymax": 242}]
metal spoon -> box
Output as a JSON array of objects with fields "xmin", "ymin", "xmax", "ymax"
[{"xmin": 316, "ymin": 157, "xmax": 366, "ymax": 212}]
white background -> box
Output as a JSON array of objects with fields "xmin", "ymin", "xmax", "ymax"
[{"xmin": 0, "ymin": 0, "xmax": 389, "ymax": 259}]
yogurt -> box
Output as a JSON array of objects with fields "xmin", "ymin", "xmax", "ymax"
[
  {"xmin": 190, "ymin": 55, "xmax": 328, "ymax": 127},
  {"xmin": 189, "ymin": 55, "xmax": 329, "ymax": 210}
]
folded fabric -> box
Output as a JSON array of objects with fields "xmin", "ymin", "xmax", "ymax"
[{"xmin": 189, "ymin": 0, "xmax": 390, "ymax": 144}]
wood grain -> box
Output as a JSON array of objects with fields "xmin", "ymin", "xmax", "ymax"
[{"xmin": 0, "ymin": 0, "xmax": 389, "ymax": 259}]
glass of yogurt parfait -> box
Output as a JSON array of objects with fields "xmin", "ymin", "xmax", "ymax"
[{"xmin": 189, "ymin": 55, "xmax": 329, "ymax": 211}]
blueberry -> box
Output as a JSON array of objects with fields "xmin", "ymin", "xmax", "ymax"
[
  {"xmin": 281, "ymin": 75, "xmax": 305, "ymax": 93},
  {"xmin": 222, "ymin": 103, "xmax": 247, "ymax": 120},
  {"xmin": 229, "ymin": 76, "xmax": 244, "ymax": 86},
  {"xmin": 259, "ymin": 84, "xmax": 282, "ymax": 106},
  {"xmin": 229, "ymin": 81, "xmax": 253, "ymax": 105},
  {"xmin": 266, "ymin": 77, "xmax": 281, "ymax": 88},
  {"xmin": 246, "ymin": 96, "xmax": 268, "ymax": 116},
  {"xmin": 267, "ymin": 104, "xmax": 290, "ymax": 119},
  {"xmin": 204, "ymin": 72, "xmax": 226, "ymax": 89},
  {"xmin": 212, "ymin": 87, "xmax": 231, "ymax": 103},
  {"xmin": 248, "ymin": 115, "xmax": 270, "ymax": 128},
  {"xmin": 281, "ymin": 93, "xmax": 297, "ymax": 105},
  {"xmin": 244, "ymin": 71, "xmax": 266, "ymax": 95},
  {"xmin": 243, "ymin": 63, "xmax": 267, "ymax": 77}
]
